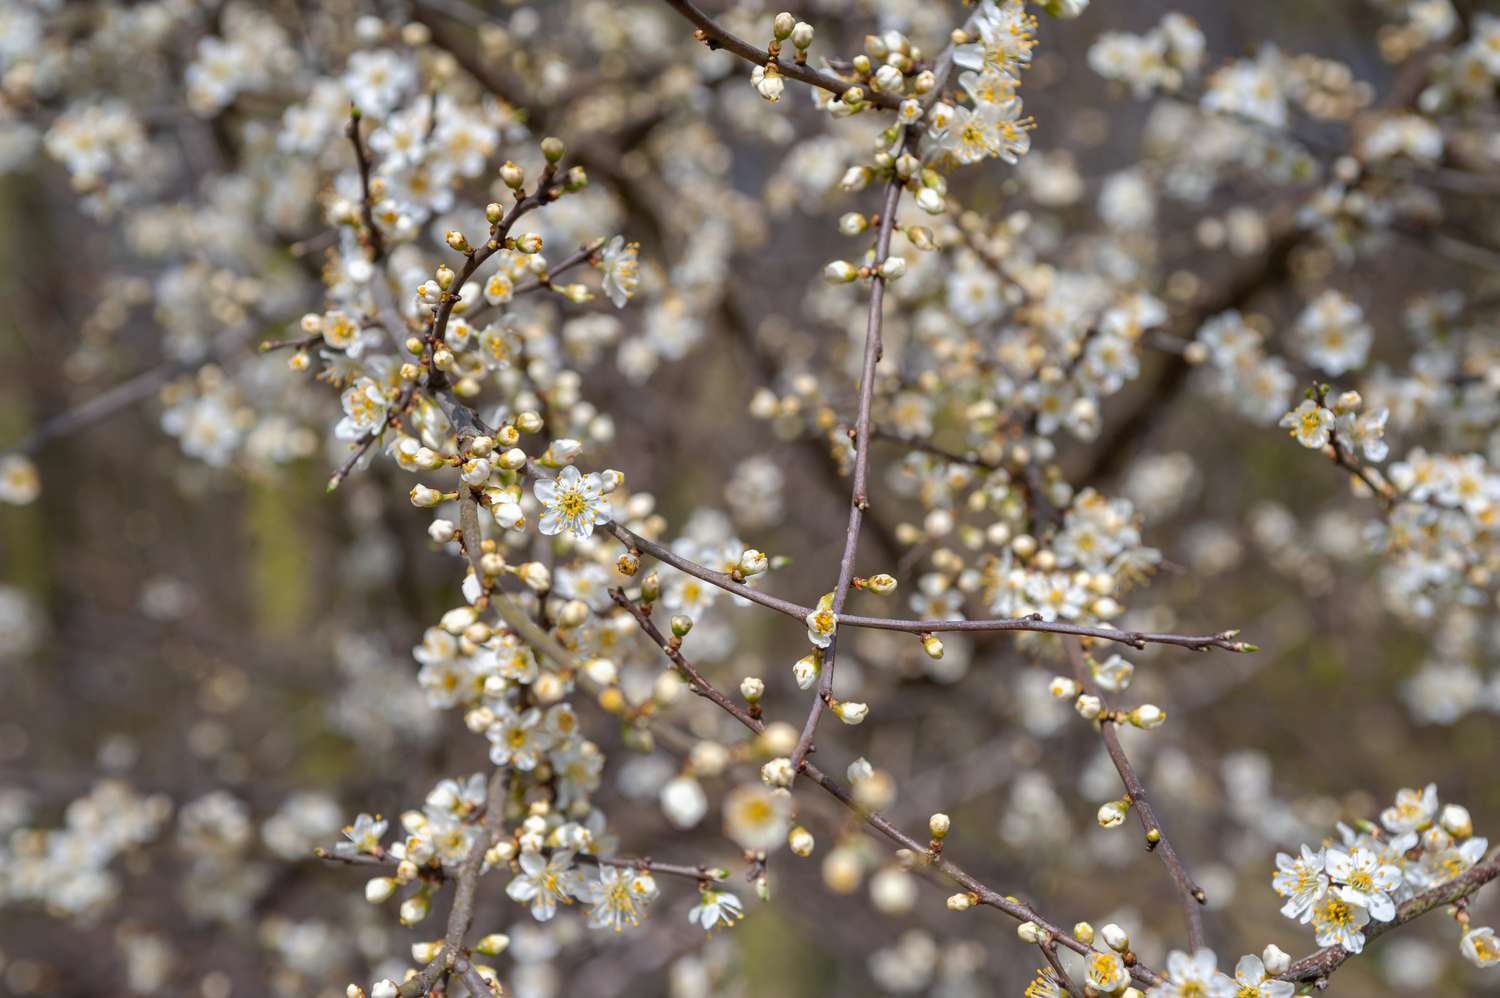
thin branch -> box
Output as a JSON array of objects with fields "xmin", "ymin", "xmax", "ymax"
[
  {"xmin": 658, "ymin": 0, "xmax": 903, "ymax": 110},
  {"xmin": 1279, "ymin": 852, "xmax": 1500, "ymax": 986},
  {"xmin": 790, "ymin": 169, "xmax": 906, "ymax": 772},
  {"xmin": 346, "ymin": 107, "xmax": 387, "ymax": 263},
  {"xmin": 1065, "ymin": 638, "xmax": 1207, "ymax": 950},
  {"xmin": 611, "ymin": 587, "xmax": 1164, "ymax": 989},
  {"xmin": 608, "ymin": 518, "xmax": 1251, "ymax": 652}
]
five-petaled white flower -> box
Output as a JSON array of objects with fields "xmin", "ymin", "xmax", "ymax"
[
  {"xmin": 599, "ymin": 236, "xmax": 640, "ymax": 309},
  {"xmin": 534, "ymin": 465, "xmax": 610, "ymax": 539},
  {"xmin": 506, "ymin": 849, "xmax": 582, "ymax": 922},
  {"xmin": 1279, "ymin": 399, "xmax": 1334, "ymax": 450},
  {"xmin": 584, "ymin": 865, "xmax": 656, "ymax": 932},
  {"xmin": 1309, "ymin": 891, "xmax": 1371, "ymax": 953},
  {"xmin": 1146, "ymin": 948, "xmax": 1236, "ymax": 997},
  {"xmin": 1326, "ymin": 846, "xmax": 1403, "ymax": 921},
  {"xmin": 688, "ymin": 887, "xmax": 743, "ymax": 933},
  {"xmin": 1272, "ymin": 844, "xmax": 1328, "ymax": 921}
]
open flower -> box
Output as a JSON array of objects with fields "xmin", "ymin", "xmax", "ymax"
[
  {"xmin": 1147, "ymin": 948, "xmax": 1235, "ymax": 997},
  {"xmin": 599, "ymin": 235, "xmax": 640, "ymax": 308},
  {"xmin": 535, "ymin": 465, "xmax": 610, "ymax": 540},
  {"xmin": 1272, "ymin": 845, "xmax": 1328, "ymax": 921},
  {"xmin": 1232, "ymin": 953, "xmax": 1295, "ymax": 998},
  {"xmin": 1309, "ymin": 891, "xmax": 1371, "ymax": 953},
  {"xmin": 1326, "ymin": 846, "xmax": 1402, "ymax": 921},
  {"xmin": 584, "ymin": 865, "xmax": 655, "ymax": 932},
  {"xmin": 688, "ymin": 887, "xmax": 743, "ymax": 933},
  {"xmin": 1279, "ymin": 399, "xmax": 1333, "ymax": 449},
  {"xmin": 506, "ymin": 849, "xmax": 582, "ymax": 922}
]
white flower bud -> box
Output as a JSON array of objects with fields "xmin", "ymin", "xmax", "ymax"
[
  {"xmin": 1073, "ymin": 921, "xmax": 1094, "ymax": 944},
  {"xmin": 1261, "ymin": 944, "xmax": 1291, "ymax": 975},
  {"xmin": 1075, "ymin": 693, "xmax": 1103, "ymax": 720},
  {"xmin": 410, "ymin": 484, "xmax": 443, "ymax": 508},
  {"xmin": 1102, "ymin": 922, "xmax": 1130, "ymax": 952},
  {"xmin": 498, "ymin": 447, "xmax": 528, "ymax": 470},
  {"xmin": 739, "ymin": 549, "xmax": 769, "ymax": 575},
  {"xmin": 947, "ymin": 892, "xmax": 974, "ymax": 912},
  {"xmin": 921, "ymin": 634, "xmax": 944, "ymax": 659},
  {"xmin": 761, "ymin": 757, "xmax": 795, "ymax": 787},
  {"xmin": 824, "ymin": 260, "xmax": 859, "ymax": 283},
  {"xmin": 915, "ymin": 187, "xmax": 946, "ymax": 214},
  {"xmin": 788, "ymin": 825, "xmax": 815, "ymax": 856},
  {"xmin": 793, "ymin": 653, "xmax": 821, "ymax": 690},
  {"xmin": 473, "ymin": 933, "xmax": 509, "ymax": 957},
  {"xmin": 428, "ymin": 519, "xmax": 456, "ymax": 543},
  {"xmin": 878, "ymin": 256, "xmax": 907, "ymax": 280},
  {"xmin": 1017, "ymin": 921, "xmax": 1044, "ymax": 943},
  {"xmin": 371, "ymin": 982, "xmax": 399, "ymax": 998},
  {"xmin": 1049, "ymin": 677, "xmax": 1080, "ymax": 700},
  {"xmin": 865, "ymin": 573, "xmax": 897, "ymax": 594},
  {"xmin": 1441, "ymin": 803, "xmax": 1473, "ymax": 838},
  {"xmin": 1097, "ymin": 799, "xmax": 1130, "ymax": 829},
  {"xmin": 928, "ymin": 813, "xmax": 950, "ymax": 838},
  {"xmin": 412, "ymin": 940, "xmax": 443, "ymax": 964},
  {"xmin": 1128, "ymin": 704, "xmax": 1166, "ymax": 729},
  {"xmin": 365, "ymin": 877, "xmax": 397, "ymax": 903},
  {"xmin": 514, "ymin": 233, "xmax": 544, "ymax": 254},
  {"xmin": 399, "ymin": 893, "xmax": 431, "ymax": 925},
  {"xmin": 872, "ymin": 64, "xmax": 904, "ymax": 92},
  {"xmin": 839, "ymin": 166, "xmax": 872, "ymax": 191},
  {"xmin": 790, "ymin": 21, "xmax": 814, "ymax": 49},
  {"xmin": 772, "ymin": 12, "xmax": 795, "ymax": 39},
  {"xmin": 833, "ymin": 700, "xmax": 868, "ymax": 725},
  {"xmin": 740, "ymin": 676, "xmax": 765, "ymax": 701}
]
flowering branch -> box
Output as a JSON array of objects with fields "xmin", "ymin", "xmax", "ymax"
[
  {"xmin": 1065, "ymin": 637, "xmax": 1207, "ymax": 950},
  {"xmin": 609, "ymin": 586, "xmax": 1167, "ymax": 990},
  {"xmin": 659, "ymin": 0, "xmax": 904, "ymax": 110}
]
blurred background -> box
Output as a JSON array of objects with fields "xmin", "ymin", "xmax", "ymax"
[{"xmin": 2, "ymin": 0, "xmax": 1499, "ymax": 995}]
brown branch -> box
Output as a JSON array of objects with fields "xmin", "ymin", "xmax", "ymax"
[
  {"xmin": 346, "ymin": 107, "xmax": 386, "ymax": 263},
  {"xmin": 1065, "ymin": 637, "xmax": 1207, "ymax": 950},
  {"xmin": 1279, "ymin": 853, "xmax": 1500, "ymax": 986},
  {"xmin": 658, "ymin": 0, "xmax": 903, "ymax": 110},
  {"xmin": 611, "ymin": 587, "xmax": 1165, "ymax": 989},
  {"xmin": 790, "ymin": 169, "xmax": 906, "ymax": 772},
  {"xmin": 607, "ymin": 518, "xmax": 1251, "ymax": 652}
]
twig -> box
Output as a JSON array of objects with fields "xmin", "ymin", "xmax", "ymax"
[
  {"xmin": 346, "ymin": 107, "xmax": 387, "ymax": 263},
  {"xmin": 1279, "ymin": 853, "xmax": 1500, "ymax": 986},
  {"xmin": 790, "ymin": 168, "xmax": 906, "ymax": 772},
  {"xmin": 611, "ymin": 587, "xmax": 1165, "ymax": 989},
  {"xmin": 608, "ymin": 518, "xmax": 1251, "ymax": 652},
  {"xmin": 1065, "ymin": 637, "xmax": 1207, "ymax": 950},
  {"xmin": 658, "ymin": 0, "xmax": 903, "ymax": 111}
]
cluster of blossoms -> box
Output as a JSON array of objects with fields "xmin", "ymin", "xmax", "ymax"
[
  {"xmin": 4, "ymin": 0, "xmax": 1500, "ymax": 995},
  {"xmin": 1273, "ymin": 784, "xmax": 1495, "ymax": 965}
]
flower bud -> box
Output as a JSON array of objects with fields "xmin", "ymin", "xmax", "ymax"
[
  {"xmin": 788, "ymin": 825, "xmax": 815, "ymax": 856},
  {"xmin": 928, "ymin": 813, "xmax": 950, "ymax": 839},
  {"xmin": 514, "ymin": 233, "xmax": 544, "ymax": 254},
  {"xmin": 1097, "ymin": 799, "xmax": 1130, "ymax": 829},
  {"xmin": 790, "ymin": 21, "xmax": 814, "ymax": 49},
  {"xmin": 428, "ymin": 519, "xmax": 456, "ymax": 543},
  {"xmin": 1102, "ymin": 923, "xmax": 1130, "ymax": 952},
  {"xmin": 1441, "ymin": 803, "xmax": 1473, "ymax": 838},
  {"xmin": 1049, "ymin": 677, "xmax": 1080, "ymax": 700},
  {"xmin": 772, "ymin": 11, "xmax": 795, "ymax": 39},
  {"xmin": 793, "ymin": 653, "xmax": 821, "ymax": 690},
  {"xmin": 839, "ymin": 166, "xmax": 871, "ymax": 192},
  {"xmin": 540, "ymin": 136, "xmax": 565, "ymax": 162},
  {"xmin": 833, "ymin": 700, "xmax": 869, "ymax": 725},
  {"xmin": 445, "ymin": 230, "xmax": 469, "ymax": 253},
  {"xmin": 947, "ymin": 892, "xmax": 975, "ymax": 912},
  {"xmin": 399, "ymin": 893, "xmax": 431, "ymax": 925},
  {"xmin": 435, "ymin": 264, "xmax": 455, "ymax": 290},
  {"xmin": 920, "ymin": 634, "xmax": 944, "ymax": 659},
  {"xmin": 1261, "ymin": 944, "xmax": 1291, "ymax": 975},
  {"xmin": 1073, "ymin": 921, "xmax": 1094, "ymax": 945},
  {"xmin": 1017, "ymin": 921, "xmax": 1044, "ymax": 943},
  {"xmin": 739, "ymin": 549, "xmax": 769, "ymax": 576},
  {"xmin": 1128, "ymin": 704, "xmax": 1166, "ymax": 729},
  {"xmin": 865, "ymin": 573, "xmax": 897, "ymax": 594},
  {"xmin": 824, "ymin": 260, "xmax": 859, "ymax": 283},
  {"xmin": 499, "ymin": 160, "xmax": 524, "ymax": 189},
  {"xmin": 474, "ymin": 933, "xmax": 510, "ymax": 957},
  {"xmin": 878, "ymin": 256, "xmax": 907, "ymax": 280},
  {"xmin": 365, "ymin": 877, "xmax": 397, "ymax": 903},
  {"xmin": 761, "ymin": 757, "xmax": 795, "ymax": 787},
  {"xmin": 410, "ymin": 484, "xmax": 443, "ymax": 508},
  {"xmin": 740, "ymin": 676, "xmax": 765, "ymax": 702},
  {"xmin": 412, "ymin": 940, "xmax": 443, "ymax": 964},
  {"xmin": 371, "ymin": 982, "xmax": 399, "ymax": 998},
  {"xmin": 670, "ymin": 614, "xmax": 693, "ymax": 638},
  {"xmin": 916, "ymin": 187, "xmax": 945, "ymax": 214},
  {"xmin": 617, "ymin": 551, "xmax": 640, "ymax": 576},
  {"xmin": 1075, "ymin": 694, "xmax": 1103, "ymax": 720},
  {"xmin": 485, "ymin": 202, "xmax": 503, "ymax": 223},
  {"xmin": 872, "ymin": 64, "xmax": 903, "ymax": 92}
]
